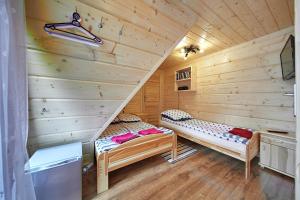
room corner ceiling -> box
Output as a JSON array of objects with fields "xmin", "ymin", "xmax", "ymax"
[{"xmin": 161, "ymin": 0, "xmax": 294, "ymax": 68}]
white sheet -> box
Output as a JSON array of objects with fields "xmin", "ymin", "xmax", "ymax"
[
  {"xmin": 160, "ymin": 119, "xmax": 247, "ymax": 157},
  {"xmin": 100, "ymin": 123, "xmax": 129, "ymax": 138},
  {"xmin": 95, "ymin": 122, "xmax": 174, "ymax": 155},
  {"xmin": 121, "ymin": 121, "xmax": 156, "ymax": 133}
]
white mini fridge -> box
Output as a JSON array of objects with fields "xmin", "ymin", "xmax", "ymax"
[{"xmin": 25, "ymin": 142, "xmax": 82, "ymax": 200}]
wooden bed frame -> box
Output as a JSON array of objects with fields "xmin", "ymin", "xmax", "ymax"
[
  {"xmin": 160, "ymin": 120, "xmax": 260, "ymax": 179},
  {"xmin": 96, "ymin": 133, "xmax": 177, "ymax": 194}
]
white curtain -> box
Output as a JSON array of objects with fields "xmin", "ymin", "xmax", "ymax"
[{"xmin": 0, "ymin": 0, "xmax": 36, "ymax": 199}]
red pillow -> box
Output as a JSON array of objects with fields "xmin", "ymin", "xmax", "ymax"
[{"xmin": 229, "ymin": 128, "xmax": 253, "ymax": 139}]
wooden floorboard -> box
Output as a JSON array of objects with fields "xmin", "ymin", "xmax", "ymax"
[{"xmin": 83, "ymin": 146, "xmax": 294, "ymax": 200}]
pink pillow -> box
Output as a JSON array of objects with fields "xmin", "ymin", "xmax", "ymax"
[{"xmin": 138, "ymin": 128, "xmax": 163, "ymax": 136}]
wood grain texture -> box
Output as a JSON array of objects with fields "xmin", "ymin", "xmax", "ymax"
[
  {"xmin": 162, "ymin": 27, "xmax": 295, "ymax": 132},
  {"xmin": 26, "ymin": 0, "xmax": 172, "ymax": 56},
  {"xmin": 27, "ymin": 129, "xmax": 97, "ymax": 155},
  {"xmin": 29, "ymin": 115, "xmax": 109, "ymax": 136},
  {"xmin": 123, "ymin": 70, "xmax": 163, "ymax": 126},
  {"xmin": 244, "ymin": 0, "xmax": 279, "ymax": 33},
  {"xmin": 79, "ymin": 0, "xmax": 186, "ymax": 42},
  {"xmin": 83, "ymin": 144, "xmax": 295, "ymax": 200},
  {"xmin": 162, "ymin": 0, "xmax": 294, "ymax": 67},
  {"xmin": 29, "ymin": 99, "xmax": 122, "ymax": 119},
  {"xmin": 266, "ymin": 0, "xmax": 293, "ymax": 29},
  {"xmin": 295, "ymin": 2, "xmax": 300, "ymax": 198},
  {"xmin": 96, "ymin": 133, "xmax": 174, "ymax": 193},
  {"xmin": 26, "ymin": 0, "xmax": 198, "ymax": 160},
  {"xmin": 27, "ymin": 50, "xmax": 148, "ymax": 84},
  {"xmin": 28, "ymin": 76, "xmax": 135, "ymax": 100}
]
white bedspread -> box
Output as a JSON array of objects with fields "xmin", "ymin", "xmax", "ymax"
[
  {"xmin": 160, "ymin": 118, "xmax": 248, "ymax": 156},
  {"xmin": 95, "ymin": 122, "xmax": 173, "ymax": 155}
]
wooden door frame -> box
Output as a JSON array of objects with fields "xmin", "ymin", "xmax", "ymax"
[{"xmin": 295, "ymin": 0, "xmax": 299, "ymax": 199}]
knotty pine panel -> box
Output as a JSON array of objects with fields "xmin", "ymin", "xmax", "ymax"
[
  {"xmin": 124, "ymin": 70, "xmax": 163, "ymax": 126},
  {"xmin": 162, "ymin": 27, "xmax": 295, "ymax": 132},
  {"xmin": 26, "ymin": 0, "xmax": 198, "ymax": 162}
]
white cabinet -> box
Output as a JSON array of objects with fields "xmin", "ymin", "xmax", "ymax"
[
  {"xmin": 258, "ymin": 131, "xmax": 296, "ymax": 178},
  {"xmin": 260, "ymin": 142, "xmax": 271, "ymax": 166}
]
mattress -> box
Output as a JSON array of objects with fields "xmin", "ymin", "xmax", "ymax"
[
  {"xmin": 95, "ymin": 122, "xmax": 173, "ymax": 155},
  {"xmin": 160, "ymin": 118, "xmax": 247, "ymax": 156}
]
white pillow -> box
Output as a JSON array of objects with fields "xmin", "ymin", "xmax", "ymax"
[
  {"xmin": 118, "ymin": 113, "xmax": 141, "ymax": 123},
  {"xmin": 161, "ymin": 109, "xmax": 192, "ymax": 121}
]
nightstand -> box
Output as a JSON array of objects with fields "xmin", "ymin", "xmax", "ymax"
[{"xmin": 257, "ymin": 130, "xmax": 296, "ymax": 178}]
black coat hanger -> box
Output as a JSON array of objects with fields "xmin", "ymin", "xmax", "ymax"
[{"xmin": 44, "ymin": 12, "xmax": 103, "ymax": 47}]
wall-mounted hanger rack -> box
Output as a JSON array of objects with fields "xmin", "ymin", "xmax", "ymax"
[{"xmin": 44, "ymin": 12, "xmax": 103, "ymax": 47}]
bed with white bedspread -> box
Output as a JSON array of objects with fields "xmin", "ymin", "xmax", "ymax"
[
  {"xmin": 159, "ymin": 109, "xmax": 259, "ymax": 179},
  {"xmin": 95, "ymin": 121, "xmax": 173, "ymax": 154},
  {"xmin": 95, "ymin": 114, "xmax": 176, "ymax": 194}
]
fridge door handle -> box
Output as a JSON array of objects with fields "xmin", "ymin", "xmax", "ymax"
[{"xmin": 25, "ymin": 157, "xmax": 81, "ymax": 174}]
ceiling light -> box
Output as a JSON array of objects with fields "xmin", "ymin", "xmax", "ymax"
[
  {"xmin": 199, "ymin": 37, "xmax": 205, "ymax": 44},
  {"xmin": 181, "ymin": 44, "xmax": 200, "ymax": 60}
]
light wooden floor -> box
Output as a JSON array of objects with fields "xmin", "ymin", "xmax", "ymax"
[{"xmin": 83, "ymin": 146, "xmax": 294, "ymax": 200}]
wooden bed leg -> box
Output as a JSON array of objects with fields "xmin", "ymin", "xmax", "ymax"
[
  {"xmin": 97, "ymin": 152, "xmax": 108, "ymax": 194},
  {"xmin": 171, "ymin": 133, "xmax": 177, "ymax": 161},
  {"xmin": 245, "ymin": 159, "xmax": 250, "ymax": 179}
]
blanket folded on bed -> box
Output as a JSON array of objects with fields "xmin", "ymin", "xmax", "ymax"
[
  {"xmin": 229, "ymin": 128, "xmax": 253, "ymax": 139},
  {"xmin": 138, "ymin": 128, "xmax": 163, "ymax": 135},
  {"xmin": 111, "ymin": 133, "xmax": 139, "ymax": 144}
]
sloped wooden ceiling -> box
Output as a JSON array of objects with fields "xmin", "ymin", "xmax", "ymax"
[
  {"xmin": 26, "ymin": 0, "xmax": 198, "ymax": 160},
  {"xmin": 162, "ymin": 0, "xmax": 294, "ymax": 67}
]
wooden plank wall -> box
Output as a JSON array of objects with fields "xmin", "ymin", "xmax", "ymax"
[
  {"xmin": 25, "ymin": 0, "xmax": 197, "ymax": 162},
  {"xmin": 123, "ymin": 70, "xmax": 163, "ymax": 126},
  {"xmin": 163, "ymin": 27, "xmax": 296, "ymax": 132},
  {"xmin": 295, "ymin": 0, "xmax": 300, "ymax": 196}
]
